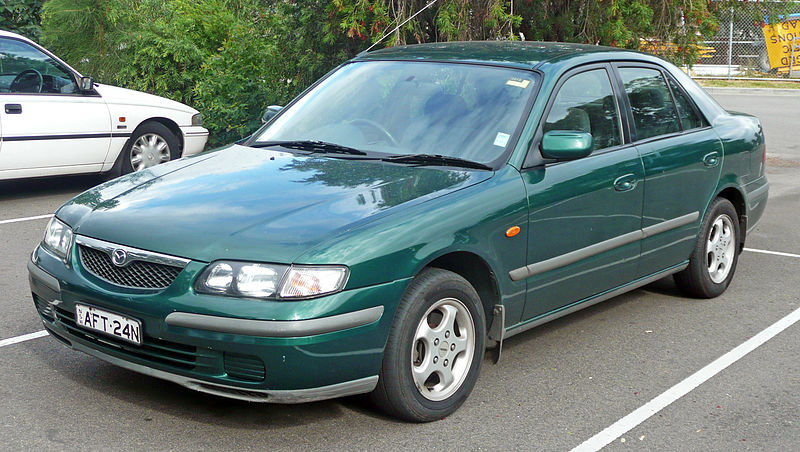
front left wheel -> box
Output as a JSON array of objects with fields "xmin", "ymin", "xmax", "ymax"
[
  {"xmin": 122, "ymin": 122, "xmax": 180, "ymax": 175},
  {"xmin": 371, "ymin": 268, "xmax": 485, "ymax": 422}
]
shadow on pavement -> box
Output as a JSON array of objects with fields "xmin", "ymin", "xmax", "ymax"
[{"xmin": 0, "ymin": 174, "xmax": 102, "ymax": 202}]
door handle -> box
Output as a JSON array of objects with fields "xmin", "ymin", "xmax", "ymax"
[
  {"xmin": 5, "ymin": 104, "xmax": 22, "ymax": 114},
  {"xmin": 703, "ymin": 151, "xmax": 720, "ymax": 168},
  {"xmin": 613, "ymin": 174, "xmax": 637, "ymax": 192}
]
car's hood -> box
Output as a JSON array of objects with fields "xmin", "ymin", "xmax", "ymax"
[
  {"xmin": 94, "ymin": 83, "xmax": 197, "ymax": 115},
  {"xmin": 57, "ymin": 145, "xmax": 492, "ymax": 263}
]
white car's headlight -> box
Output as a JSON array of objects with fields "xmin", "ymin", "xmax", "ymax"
[
  {"xmin": 42, "ymin": 217, "xmax": 73, "ymax": 261},
  {"xmin": 195, "ymin": 261, "xmax": 349, "ymax": 300},
  {"xmin": 191, "ymin": 113, "xmax": 203, "ymax": 126}
]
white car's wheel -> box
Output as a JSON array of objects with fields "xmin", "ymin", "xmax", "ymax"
[{"xmin": 122, "ymin": 122, "xmax": 180, "ymax": 175}]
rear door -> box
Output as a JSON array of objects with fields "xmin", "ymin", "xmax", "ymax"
[
  {"xmin": 517, "ymin": 64, "xmax": 644, "ymax": 322},
  {"xmin": 0, "ymin": 36, "xmax": 111, "ymax": 176},
  {"xmin": 612, "ymin": 64, "xmax": 723, "ymax": 277}
]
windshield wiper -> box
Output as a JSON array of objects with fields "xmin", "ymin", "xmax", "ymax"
[
  {"xmin": 251, "ymin": 140, "xmax": 367, "ymax": 156},
  {"xmin": 383, "ymin": 154, "xmax": 492, "ymax": 171}
]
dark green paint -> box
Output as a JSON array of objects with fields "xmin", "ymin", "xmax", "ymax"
[
  {"xmin": 540, "ymin": 131, "xmax": 593, "ymax": 160},
  {"xmin": 31, "ymin": 42, "xmax": 767, "ymax": 395}
]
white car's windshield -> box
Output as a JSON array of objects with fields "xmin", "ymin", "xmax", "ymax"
[{"xmin": 254, "ymin": 61, "xmax": 537, "ymax": 165}]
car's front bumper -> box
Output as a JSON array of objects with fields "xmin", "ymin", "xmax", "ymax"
[
  {"xmin": 180, "ymin": 126, "xmax": 209, "ymax": 157},
  {"xmin": 28, "ymin": 246, "xmax": 409, "ymax": 403}
]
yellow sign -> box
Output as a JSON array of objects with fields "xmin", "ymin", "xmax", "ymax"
[{"xmin": 762, "ymin": 18, "xmax": 800, "ymax": 71}]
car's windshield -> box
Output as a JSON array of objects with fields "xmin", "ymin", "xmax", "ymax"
[{"xmin": 254, "ymin": 61, "xmax": 537, "ymax": 166}]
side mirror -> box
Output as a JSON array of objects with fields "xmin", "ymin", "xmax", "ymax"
[
  {"xmin": 540, "ymin": 131, "xmax": 593, "ymax": 160},
  {"xmin": 79, "ymin": 76, "xmax": 94, "ymax": 92},
  {"xmin": 261, "ymin": 105, "xmax": 284, "ymax": 123}
]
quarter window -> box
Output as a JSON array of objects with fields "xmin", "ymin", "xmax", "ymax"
[
  {"xmin": 618, "ymin": 67, "xmax": 680, "ymax": 141},
  {"xmin": 543, "ymin": 69, "xmax": 621, "ymax": 152},
  {"xmin": 668, "ymin": 78, "xmax": 704, "ymax": 130},
  {"xmin": 0, "ymin": 38, "xmax": 77, "ymax": 94}
]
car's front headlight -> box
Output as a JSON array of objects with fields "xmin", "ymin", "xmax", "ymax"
[
  {"xmin": 195, "ymin": 261, "xmax": 349, "ymax": 300},
  {"xmin": 42, "ymin": 217, "xmax": 73, "ymax": 261},
  {"xmin": 191, "ymin": 113, "xmax": 203, "ymax": 127}
]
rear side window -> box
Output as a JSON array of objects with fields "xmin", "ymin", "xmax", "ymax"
[
  {"xmin": 618, "ymin": 67, "xmax": 680, "ymax": 141},
  {"xmin": 543, "ymin": 69, "xmax": 621, "ymax": 152},
  {"xmin": 668, "ymin": 78, "xmax": 705, "ymax": 130}
]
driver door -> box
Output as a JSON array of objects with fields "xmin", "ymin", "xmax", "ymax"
[
  {"xmin": 0, "ymin": 37, "xmax": 111, "ymax": 176},
  {"xmin": 518, "ymin": 64, "xmax": 645, "ymax": 321}
]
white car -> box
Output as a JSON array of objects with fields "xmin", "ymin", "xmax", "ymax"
[{"xmin": 0, "ymin": 30, "xmax": 208, "ymax": 180}]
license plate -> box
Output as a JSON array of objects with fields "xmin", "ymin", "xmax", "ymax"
[{"xmin": 75, "ymin": 304, "xmax": 142, "ymax": 345}]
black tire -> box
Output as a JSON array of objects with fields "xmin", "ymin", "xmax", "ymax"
[
  {"xmin": 371, "ymin": 268, "xmax": 486, "ymax": 422},
  {"xmin": 119, "ymin": 121, "xmax": 180, "ymax": 176},
  {"xmin": 674, "ymin": 198, "xmax": 741, "ymax": 298}
]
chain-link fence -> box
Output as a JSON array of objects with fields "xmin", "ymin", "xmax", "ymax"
[{"xmin": 689, "ymin": 1, "xmax": 800, "ymax": 78}]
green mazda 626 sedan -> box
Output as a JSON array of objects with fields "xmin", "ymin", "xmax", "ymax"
[{"xmin": 28, "ymin": 42, "xmax": 768, "ymax": 422}]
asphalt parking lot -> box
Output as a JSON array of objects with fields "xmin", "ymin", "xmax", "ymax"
[{"xmin": 1, "ymin": 90, "xmax": 798, "ymax": 451}]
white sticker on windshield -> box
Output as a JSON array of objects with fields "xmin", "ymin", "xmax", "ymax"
[
  {"xmin": 506, "ymin": 78, "xmax": 531, "ymax": 89},
  {"xmin": 493, "ymin": 132, "xmax": 511, "ymax": 147}
]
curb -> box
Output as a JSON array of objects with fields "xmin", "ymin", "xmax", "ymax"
[{"xmin": 702, "ymin": 87, "xmax": 800, "ymax": 96}]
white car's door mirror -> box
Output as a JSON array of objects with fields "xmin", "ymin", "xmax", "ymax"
[
  {"xmin": 79, "ymin": 76, "xmax": 94, "ymax": 92},
  {"xmin": 261, "ymin": 105, "xmax": 283, "ymax": 123}
]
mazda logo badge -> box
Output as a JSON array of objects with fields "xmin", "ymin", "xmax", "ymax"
[{"xmin": 111, "ymin": 249, "xmax": 128, "ymax": 267}]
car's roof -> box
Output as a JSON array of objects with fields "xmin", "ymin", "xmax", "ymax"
[
  {"xmin": 0, "ymin": 29, "xmax": 33, "ymax": 41},
  {"xmin": 354, "ymin": 41, "xmax": 644, "ymax": 70}
]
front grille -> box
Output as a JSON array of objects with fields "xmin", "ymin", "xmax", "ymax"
[
  {"xmin": 54, "ymin": 305, "xmax": 198, "ymax": 370},
  {"xmin": 78, "ymin": 245, "xmax": 183, "ymax": 290},
  {"xmin": 224, "ymin": 353, "xmax": 266, "ymax": 382}
]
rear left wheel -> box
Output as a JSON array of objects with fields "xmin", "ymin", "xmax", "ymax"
[
  {"xmin": 371, "ymin": 268, "xmax": 485, "ymax": 422},
  {"xmin": 674, "ymin": 198, "xmax": 741, "ymax": 298}
]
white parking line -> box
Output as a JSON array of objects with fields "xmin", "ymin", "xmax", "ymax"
[
  {"xmin": 0, "ymin": 330, "xmax": 48, "ymax": 348},
  {"xmin": 744, "ymin": 247, "xmax": 800, "ymax": 259},
  {"xmin": 0, "ymin": 214, "xmax": 53, "ymax": 225},
  {"xmin": 571, "ymin": 305, "xmax": 800, "ymax": 452}
]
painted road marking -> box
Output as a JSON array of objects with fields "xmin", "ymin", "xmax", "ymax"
[
  {"xmin": 571, "ymin": 305, "xmax": 800, "ymax": 452},
  {"xmin": 744, "ymin": 247, "xmax": 800, "ymax": 259},
  {"xmin": 0, "ymin": 330, "xmax": 48, "ymax": 348},
  {"xmin": 0, "ymin": 214, "xmax": 53, "ymax": 225}
]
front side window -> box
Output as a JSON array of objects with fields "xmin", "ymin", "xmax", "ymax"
[
  {"xmin": 254, "ymin": 61, "xmax": 537, "ymax": 165},
  {"xmin": 668, "ymin": 78, "xmax": 704, "ymax": 131},
  {"xmin": 543, "ymin": 69, "xmax": 621, "ymax": 152},
  {"xmin": 618, "ymin": 67, "xmax": 680, "ymax": 141},
  {"xmin": 0, "ymin": 38, "xmax": 77, "ymax": 94}
]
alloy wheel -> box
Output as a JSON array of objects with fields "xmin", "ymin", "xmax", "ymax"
[
  {"xmin": 706, "ymin": 214, "xmax": 736, "ymax": 284},
  {"xmin": 411, "ymin": 297, "xmax": 476, "ymax": 401}
]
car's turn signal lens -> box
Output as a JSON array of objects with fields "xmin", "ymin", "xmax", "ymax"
[{"xmin": 279, "ymin": 266, "xmax": 349, "ymax": 299}]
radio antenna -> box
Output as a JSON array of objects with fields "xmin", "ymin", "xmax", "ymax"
[{"xmin": 364, "ymin": 0, "xmax": 439, "ymax": 53}]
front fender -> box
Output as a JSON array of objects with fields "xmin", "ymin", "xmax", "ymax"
[{"xmin": 294, "ymin": 165, "xmax": 529, "ymax": 318}]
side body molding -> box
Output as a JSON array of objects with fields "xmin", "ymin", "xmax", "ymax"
[{"xmin": 509, "ymin": 211, "xmax": 699, "ymax": 281}]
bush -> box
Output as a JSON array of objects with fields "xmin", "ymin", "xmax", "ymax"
[{"xmin": 38, "ymin": 1, "xmax": 721, "ymax": 146}]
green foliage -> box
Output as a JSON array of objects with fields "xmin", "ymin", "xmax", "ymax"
[
  {"xmin": 37, "ymin": 0, "xmax": 722, "ymax": 147},
  {"xmin": 1, "ymin": 0, "xmax": 42, "ymax": 41},
  {"xmin": 194, "ymin": 23, "xmax": 290, "ymax": 144},
  {"xmin": 514, "ymin": 0, "xmax": 718, "ymax": 66}
]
